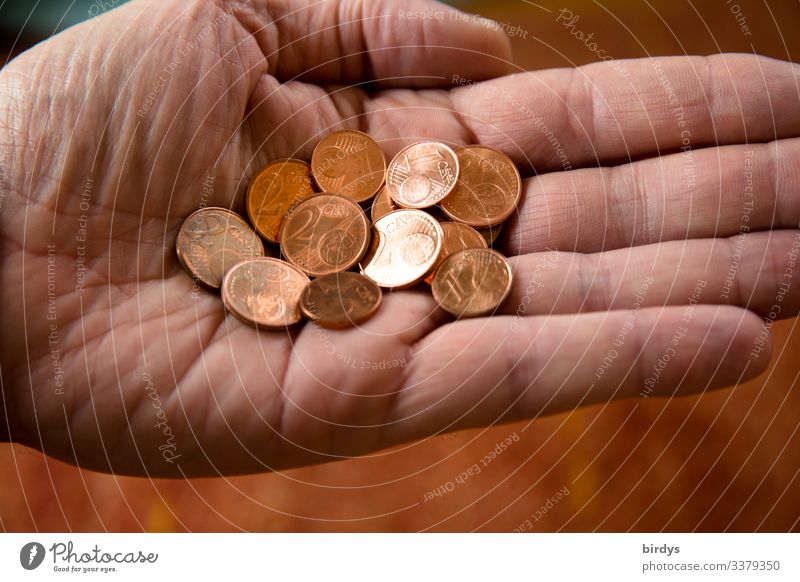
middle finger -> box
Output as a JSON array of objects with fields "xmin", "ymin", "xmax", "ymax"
[{"xmin": 503, "ymin": 137, "xmax": 800, "ymax": 256}]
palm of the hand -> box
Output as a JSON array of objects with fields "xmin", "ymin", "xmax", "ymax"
[
  {"xmin": 1, "ymin": 0, "xmax": 459, "ymax": 476},
  {"xmin": 5, "ymin": 0, "xmax": 790, "ymax": 478}
]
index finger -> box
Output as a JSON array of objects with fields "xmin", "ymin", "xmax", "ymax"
[{"xmin": 450, "ymin": 53, "xmax": 800, "ymax": 172}]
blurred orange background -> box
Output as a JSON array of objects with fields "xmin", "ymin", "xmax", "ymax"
[{"xmin": 2, "ymin": 0, "xmax": 799, "ymax": 532}]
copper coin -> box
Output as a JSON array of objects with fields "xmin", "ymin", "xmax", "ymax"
[
  {"xmin": 311, "ymin": 130, "xmax": 386, "ymax": 203},
  {"xmin": 423, "ymin": 222, "xmax": 487, "ymax": 285},
  {"xmin": 221, "ymin": 258, "xmax": 309, "ymax": 329},
  {"xmin": 431, "ymin": 248, "xmax": 513, "ymax": 318},
  {"xmin": 370, "ymin": 185, "xmax": 397, "ymax": 223},
  {"xmin": 421, "ymin": 203, "xmax": 449, "ymax": 224},
  {"xmin": 477, "ymin": 222, "xmax": 503, "ymax": 246},
  {"xmin": 176, "ymin": 207, "xmax": 264, "ymax": 289},
  {"xmin": 300, "ymin": 272, "xmax": 382, "ymax": 328},
  {"xmin": 440, "ymin": 146, "xmax": 521, "ymax": 227},
  {"xmin": 246, "ymin": 158, "xmax": 316, "ymax": 243},
  {"xmin": 280, "ymin": 193, "xmax": 370, "ymax": 277},
  {"xmin": 360, "ymin": 210, "xmax": 443, "ymax": 288},
  {"xmin": 386, "ymin": 141, "xmax": 459, "ymax": 209}
]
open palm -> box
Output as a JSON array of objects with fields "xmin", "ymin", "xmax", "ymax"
[{"xmin": 2, "ymin": 0, "xmax": 798, "ymax": 476}]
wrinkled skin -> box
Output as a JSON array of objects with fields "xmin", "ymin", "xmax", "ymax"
[{"xmin": 1, "ymin": 0, "xmax": 799, "ymax": 477}]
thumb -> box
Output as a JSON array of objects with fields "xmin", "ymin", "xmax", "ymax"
[{"xmin": 236, "ymin": 0, "xmax": 513, "ymax": 86}]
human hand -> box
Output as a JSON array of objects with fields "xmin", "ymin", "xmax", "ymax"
[{"xmin": 1, "ymin": 0, "xmax": 797, "ymax": 477}]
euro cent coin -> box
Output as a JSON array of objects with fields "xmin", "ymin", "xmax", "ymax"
[
  {"xmin": 280, "ymin": 193, "xmax": 371, "ymax": 277},
  {"xmin": 431, "ymin": 248, "xmax": 513, "ymax": 318},
  {"xmin": 300, "ymin": 272, "xmax": 382, "ymax": 328},
  {"xmin": 370, "ymin": 185, "xmax": 397, "ymax": 223},
  {"xmin": 477, "ymin": 222, "xmax": 503, "ymax": 246},
  {"xmin": 423, "ymin": 221, "xmax": 487, "ymax": 285},
  {"xmin": 176, "ymin": 207, "xmax": 264, "ymax": 289},
  {"xmin": 246, "ymin": 159, "xmax": 316, "ymax": 243},
  {"xmin": 386, "ymin": 141, "xmax": 459, "ymax": 209},
  {"xmin": 360, "ymin": 209, "xmax": 443, "ymax": 288},
  {"xmin": 440, "ymin": 146, "xmax": 521, "ymax": 227},
  {"xmin": 311, "ymin": 130, "xmax": 386, "ymax": 203},
  {"xmin": 221, "ymin": 258, "xmax": 310, "ymax": 329}
]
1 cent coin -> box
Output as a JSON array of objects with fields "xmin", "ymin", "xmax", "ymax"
[
  {"xmin": 300, "ymin": 272, "xmax": 382, "ymax": 328},
  {"xmin": 440, "ymin": 146, "xmax": 521, "ymax": 227},
  {"xmin": 221, "ymin": 258, "xmax": 310, "ymax": 329},
  {"xmin": 280, "ymin": 193, "xmax": 371, "ymax": 277},
  {"xmin": 176, "ymin": 207, "xmax": 264, "ymax": 289},
  {"xmin": 386, "ymin": 141, "xmax": 459, "ymax": 209},
  {"xmin": 431, "ymin": 248, "xmax": 513, "ymax": 318},
  {"xmin": 246, "ymin": 159, "xmax": 316, "ymax": 243},
  {"xmin": 423, "ymin": 221, "xmax": 487, "ymax": 285},
  {"xmin": 311, "ymin": 130, "xmax": 386, "ymax": 203},
  {"xmin": 360, "ymin": 209, "xmax": 443, "ymax": 288}
]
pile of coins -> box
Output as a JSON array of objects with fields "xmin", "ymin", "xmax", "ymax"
[{"xmin": 177, "ymin": 130, "xmax": 521, "ymax": 329}]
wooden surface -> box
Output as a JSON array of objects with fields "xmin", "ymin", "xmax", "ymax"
[{"xmin": 2, "ymin": 0, "xmax": 799, "ymax": 532}]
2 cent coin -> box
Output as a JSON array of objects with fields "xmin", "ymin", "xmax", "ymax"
[
  {"xmin": 311, "ymin": 130, "xmax": 386, "ymax": 203},
  {"xmin": 370, "ymin": 185, "xmax": 397, "ymax": 223},
  {"xmin": 440, "ymin": 146, "xmax": 521, "ymax": 227},
  {"xmin": 423, "ymin": 221, "xmax": 487, "ymax": 285},
  {"xmin": 246, "ymin": 159, "xmax": 316, "ymax": 243},
  {"xmin": 176, "ymin": 207, "xmax": 264, "ymax": 289},
  {"xmin": 280, "ymin": 193, "xmax": 371, "ymax": 277}
]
